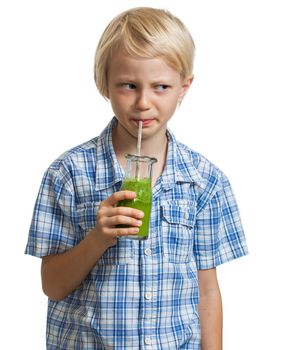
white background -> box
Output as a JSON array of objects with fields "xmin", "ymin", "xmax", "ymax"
[{"xmin": 1, "ymin": 0, "xmax": 289, "ymax": 348}]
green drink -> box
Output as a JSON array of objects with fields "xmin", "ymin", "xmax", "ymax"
[
  {"xmin": 117, "ymin": 154, "xmax": 157, "ymax": 240},
  {"xmin": 118, "ymin": 178, "xmax": 152, "ymax": 239}
]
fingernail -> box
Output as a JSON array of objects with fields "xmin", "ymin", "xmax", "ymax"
[
  {"xmin": 137, "ymin": 211, "xmax": 144, "ymax": 218},
  {"xmin": 136, "ymin": 220, "xmax": 142, "ymax": 226}
]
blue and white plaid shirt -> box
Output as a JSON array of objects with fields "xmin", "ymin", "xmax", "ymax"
[{"xmin": 26, "ymin": 117, "xmax": 248, "ymax": 349}]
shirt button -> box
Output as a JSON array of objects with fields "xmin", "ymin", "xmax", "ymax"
[
  {"xmin": 144, "ymin": 248, "xmax": 152, "ymax": 256},
  {"xmin": 145, "ymin": 292, "xmax": 152, "ymax": 300},
  {"xmin": 144, "ymin": 337, "xmax": 152, "ymax": 345}
]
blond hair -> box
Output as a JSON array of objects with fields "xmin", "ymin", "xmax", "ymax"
[{"xmin": 94, "ymin": 7, "xmax": 195, "ymax": 98}]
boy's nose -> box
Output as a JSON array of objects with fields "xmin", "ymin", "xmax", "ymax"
[{"xmin": 135, "ymin": 91, "xmax": 151, "ymax": 111}]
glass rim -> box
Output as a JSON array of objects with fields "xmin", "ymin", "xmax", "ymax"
[{"xmin": 125, "ymin": 153, "xmax": 157, "ymax": 164}]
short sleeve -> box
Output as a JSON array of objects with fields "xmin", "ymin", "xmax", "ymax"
[
  {"xmin": 194, "ymin": 173, "xmax": 248, "ymax": 269},
  {"xmin": 25, "ymin": 166, "xmax": 79, "ymax": 258}
]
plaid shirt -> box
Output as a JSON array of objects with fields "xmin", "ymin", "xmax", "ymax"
[{"xmin": 26, "ymin": 117, "xmax": 248, "ymax": 349}]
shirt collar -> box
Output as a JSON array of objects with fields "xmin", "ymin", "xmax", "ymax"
[
  {"xmin": 94, "ymin": 117, "xmax": 124, "ymax": 191},
  {"xmin": 94, "ymin": 118, "xmax": 206, "ymax": 191},
  {"xmin": 161, "ymin": 129, "xmax": 207, "ymax": 191}
]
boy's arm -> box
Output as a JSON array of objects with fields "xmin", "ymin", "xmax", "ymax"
[
  {"xmin": 41, "ymin": 191, "xmax": 143, "ymax": 301},
  {"xmin": 198, "ymin": 268, "xmax": 223, "ymax": 350}
]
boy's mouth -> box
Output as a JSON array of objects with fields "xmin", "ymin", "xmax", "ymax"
[{"xmin": 132, "ymin": 119, "xmax": 155, "ymax": 128}]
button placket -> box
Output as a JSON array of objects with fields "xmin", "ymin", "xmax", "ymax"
[
  {"xmin": 144, "ymin": 248, "xmax": 152, "ymax": 256},
  {"xmin": 144, "ymin": 336, "xmax": 152, "ymax": 345},
  {"xmin": 145, "ymin": 291, "xmax": 152, "ymax": 300},
  {"xmin": 141, "ymin": 242, "xmax": 157, "ymax": 347}
]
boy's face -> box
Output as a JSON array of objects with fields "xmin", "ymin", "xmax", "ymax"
[{"xmin": 107, "ymin": 50, "xmax": 193, "ymax": 141}]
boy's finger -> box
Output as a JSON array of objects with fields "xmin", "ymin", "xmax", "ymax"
[
  {"xmin": 114, "ymin": 227, "xmax": 139, "ymax": 237},
  {"xmin": 104, "ymin": 206, "xmax": 144, "ymax": 219},
  {"xmin": 111, "ymin": 215, "xmax": 142, "ymax": 227},
  {"xmin": 104, "ymin": 191, "xmax": 136, "ymax": 207}
]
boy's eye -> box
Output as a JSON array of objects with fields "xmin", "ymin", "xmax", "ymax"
[
  {"xmin": 123, "ymin": 83, "xmax": 136, "ymax": 90},
  {"xmin": 155, "ymin": 84, "xmax": 169, "ymax": 91}
]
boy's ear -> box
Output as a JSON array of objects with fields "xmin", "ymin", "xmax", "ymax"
[{"xmin": 179, "ymin": 74, "xmax": 194, "ymax": 102}]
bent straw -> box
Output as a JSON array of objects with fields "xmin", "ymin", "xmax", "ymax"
[{"xmin": 136, "ymin": 121, "xmax": 142, "ymax": 179}]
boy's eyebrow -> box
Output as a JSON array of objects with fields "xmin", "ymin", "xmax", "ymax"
[{"xmin": 150, "ymin": 78, "xmax": 173, "ymax": 84}]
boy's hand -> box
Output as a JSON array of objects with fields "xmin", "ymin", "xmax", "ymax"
[{"xmin": 92, "ymin": 191, "xmax": 144, "ymax": 248}]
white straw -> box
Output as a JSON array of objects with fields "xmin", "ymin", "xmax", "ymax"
[
  {"xmin": 137, "ymin": 120, "xmax": 142, "ymax": 156},
  {"xmin": 136, "ymin": 121, "xmax": 142, "ymax": 179}
]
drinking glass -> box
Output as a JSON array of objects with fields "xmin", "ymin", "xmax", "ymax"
[{"xmin": 117, "ymin": 154, "xmax": 157, "ymax": 240}]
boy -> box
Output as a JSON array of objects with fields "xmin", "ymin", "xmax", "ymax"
[{"xmin": 25, "ymin": 7, "xmax": 248, "ymax": 349}]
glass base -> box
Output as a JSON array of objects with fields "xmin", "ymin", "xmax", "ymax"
[{"xmin": 118, "ymin": 235, "xmax": 148, "ymax": 240}]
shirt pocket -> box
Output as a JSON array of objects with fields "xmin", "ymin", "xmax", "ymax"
[
  {"xmin": 161, "ymin": 202, "xmax": 196, "ymax": 263},
  {"xmin": 77, "ymin": 202, "xmax": 133, "ymax": 265}
]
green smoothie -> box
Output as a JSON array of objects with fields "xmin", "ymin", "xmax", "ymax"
[{"xmin": 117, "ymin": 177, "xmax": 152, "ymax": 240}]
